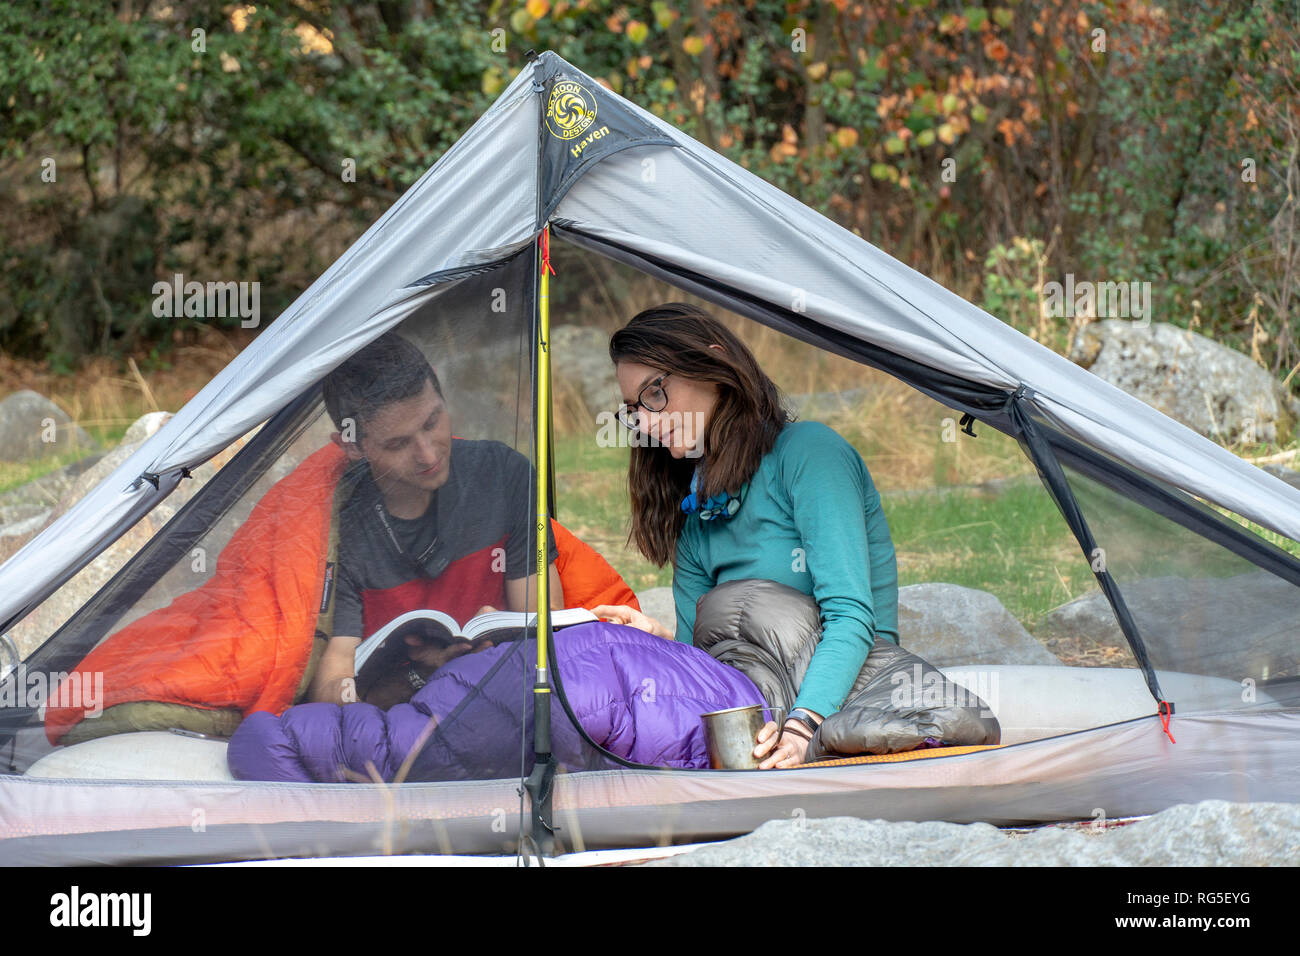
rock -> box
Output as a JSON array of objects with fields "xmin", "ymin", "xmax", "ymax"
[
  {"xmin": 1032, "ymin": 587, "xmax": 1135, "ymax": 668},
  {"xmin": 633, "ymin": 582, "xmax": 1061, "ymax": 666},
  {"xmin": 0, "ymin": 453, "xmax": 105, "ymax": 562},
  {"xmin": 647, "ymin": 800, "xmax": 1300, "ymax": 866},
  {"xmin": 122, "ymin": 411, "xmax": 172, "ymax": 445},
  {"xmin": 549, "ymin": 326, "xmax": 620, "ymax": 416},
  {"xmin": 7, "ymin": 412, "xmax": 245, "ymax": 658},
  {"xmin": 1034, "ymin": 571, "xmax": 1298, "ymax": 679},
  {"xmin": 427, "ymin": 334, "xmax": 547, "ymax": 438},
  {"xmin": 898, "ymin": 582, "xmax": 1059, "ymax": 666},
  {"xmin": 785, "ymin": 388, "xmax": 875, "ymax": 420},
  {"xmin": 0, "ymin": 390, "xmax": 97, "ymax": 461},
  {"xmin": 1070, "ymin": 320, "xmax": 1296, "ymax": 445},
  {"xmin": 0, "ymin": 510, "xmax": 52, "ymax": 543},
  {"xmin": 53, "ymin": 413, "xmax": 172, "ymax": 514},
  {"xmin": 636, "ymin": 586, "xmax": 676, "ymax": 637},
  {"xmin": 1261, "ymin": 463, "xmax": 1300, "ymax": 492},
  {"xmin": 650, "ymin": 815, "xmax": 1008, "ymax": 867}
]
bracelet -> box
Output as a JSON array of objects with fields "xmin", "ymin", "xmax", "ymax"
[
  {"xmin": 780, "ymin": 722, "xmax": 813, "ymax": 742},
  {"xmin": 787, "ymin": 709, "xmax": 820, "ymax": 737}
]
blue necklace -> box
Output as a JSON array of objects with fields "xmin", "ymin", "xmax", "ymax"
[{"xmin": 681, "ymin": 465, "xmax": 744, "ymax": 520}]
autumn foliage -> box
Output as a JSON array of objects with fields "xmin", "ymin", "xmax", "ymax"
[{"xmin": 0, "ymin": 1, "xmax": 1296, "ymax": 388}]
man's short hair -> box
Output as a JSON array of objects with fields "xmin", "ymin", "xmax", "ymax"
[{"xmin": 322, "ymin": 332, "xmax": 443, "ymax": 438}]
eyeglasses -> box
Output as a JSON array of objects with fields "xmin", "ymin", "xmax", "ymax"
[{"xmin": 616, "ymin": 373, "xmax": 670, "ymax": 430}]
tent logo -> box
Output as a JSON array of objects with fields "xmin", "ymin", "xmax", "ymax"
[{"xmin": 546, "ymin": 79, "xmax": 597, "ymax": 141}]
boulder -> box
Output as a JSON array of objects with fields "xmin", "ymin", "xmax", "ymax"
[
  {"xmin": 633, "ymin": 581, "xmax": 1060, "ymax": 668},
  {"xmin": 0, "ymin": 390, "xmax": 97, "ymax": 461},
  {"xmin": 1032, "ymin": 587, "xmax": 1134, "ymax": 668},
  {"xmin": 785, "ymin": 388, "xmax": 876, "ymax": 420},
  {"xmin": 122, "ymin": 411, "xmax": 172, "ymax": 446},
  {"xmin": 649, "ymin": 800, "xmax": 1300, "ymax": 866},
  {"xmin": 898, "ymin": 582, "xmax": 1059, "ymax": 666},
  {"xmin": 549, "ymin": 325, "xmax": 620, "ymax": 416},
  {"xmin": 0, "ymin": 453, "xmax": 106, "ymax": 563},
  {"xmin": 1261, "ymin": 463, "xmax": 1300, "ymax": 492},
  {"xmin": 1070, "ymin": 320, "xmax": 1297, "ymax": 445},
  {"xmin": 0, "ymin": 510, "xmax": 52, "ymax": 545},
  {"xmin": 427, "ymin": 334, "xmax": 550, "ymax": 438},
  {"xmin": 636, "ymin": 586, "xmax": 677, "ymax": 637},
  {"xmin": 52, "ymin": 412, "xmax": 173, "ymax": 513},
  {"xmin": 1034, "ymin": 571, "xmax": 1298, "ymax": 679}
]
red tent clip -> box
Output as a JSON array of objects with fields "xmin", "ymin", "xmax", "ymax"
[
  {"xmin": 1158, "ymin": 700, "xmax": 1175, "ymax": 744},
  {"xmin": 541, "ymin": 227, "xmax": 557, "ymax": 276}
]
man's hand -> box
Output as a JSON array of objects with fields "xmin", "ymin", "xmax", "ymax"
[
  {"xmin": 402, "ymin": 632, "xmax": 476, "ymax": 670},
  {"xmin": 308, "ymin": 635, "xmax": 363, "ymax": 705},
  {"xmin": 591, "ymin": 604, "xmax": 674, "ymax": 641}
]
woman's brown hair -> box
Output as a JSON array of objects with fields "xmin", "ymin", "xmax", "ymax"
[{"xmin": 609, "ymin": 303, "xmax": 790, "ymax": 567}]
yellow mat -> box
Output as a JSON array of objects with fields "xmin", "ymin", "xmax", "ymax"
[{"xmin": 792, "ymin": 744, "xmax": 1005, "ymax": 769}]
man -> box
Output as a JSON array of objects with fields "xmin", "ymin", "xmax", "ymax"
[{"xmin": 308, "ymin": 332, "xmax": 563, "ymax": 706}]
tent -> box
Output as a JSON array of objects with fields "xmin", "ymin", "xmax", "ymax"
[{"xmin": 1, "ymin": 50, "xmax": 1298, "ymax": 864}]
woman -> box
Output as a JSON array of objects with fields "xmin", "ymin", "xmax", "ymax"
[{"xmin": 592, "ymin": 303, "xmax": 901, "ymax": 769}]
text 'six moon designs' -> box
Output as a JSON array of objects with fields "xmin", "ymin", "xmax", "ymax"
[{"xmin": 546, "ymin": 80, "xmax": 597, "ymax": 140}]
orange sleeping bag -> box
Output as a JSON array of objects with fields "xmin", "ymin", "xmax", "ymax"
[{"xmin": 45, "ymin": 443, "xmax": 640, "ymax": 744}]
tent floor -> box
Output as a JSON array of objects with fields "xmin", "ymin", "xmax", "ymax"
[{"xmin": 4, "ymin": 707, "xmax": 1296, "ymax": 864}]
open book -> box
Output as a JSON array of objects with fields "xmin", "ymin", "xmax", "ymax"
[{"xmin": 353, "ymin": 607, "xmax": 598, "ymax": 695}]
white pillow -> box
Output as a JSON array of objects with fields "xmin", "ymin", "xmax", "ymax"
[{"xmin": 25, "ymin": 731, "xmax": 234, "ymax": 781}]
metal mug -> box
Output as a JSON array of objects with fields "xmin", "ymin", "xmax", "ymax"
[{"xmin": 700, "ymin": 704, "xmax": 786, "ymax": 770}]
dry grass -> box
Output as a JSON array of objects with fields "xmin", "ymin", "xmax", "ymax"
[{"xmin": 0, "ymin": 325, "xmax": 255, "ymax": 446}]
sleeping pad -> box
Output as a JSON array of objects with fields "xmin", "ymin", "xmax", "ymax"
[{"xmin": 227, "ymin": 621, "xmax": 766, "ymax": 782}]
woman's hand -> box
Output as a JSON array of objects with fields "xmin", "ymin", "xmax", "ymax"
[
  {"xmin": 754, "ymin": 715, "xmax": 820, "ymax": 769},
  {"xmin": 591, "ymin": 604, "xmax": 674, "ymax": 641}
]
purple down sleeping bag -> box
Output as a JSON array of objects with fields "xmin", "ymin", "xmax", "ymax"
[{"xmin": 227, "ymin": 622, "xmax": 765, "ymax": 782}]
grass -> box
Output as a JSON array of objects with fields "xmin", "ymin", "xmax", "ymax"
[
  {"xmin": 0, "ymin": 448, "xmax": 98, "ymax": 495},
  {"xmin": 884, "ymin": 482, "xmax": 1089, "ymax": 627},
  {"xmin": 553, "ymin": 434, "xmax": 671, "ymax": 594},
  {"xmin": 552, "ymin": 389, "xmax": 1096, "ymax": 628}
]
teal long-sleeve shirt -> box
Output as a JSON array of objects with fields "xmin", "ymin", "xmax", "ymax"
[{"xmin": 672, "ymin": 420, "xmax": 900, "ymax": 717}]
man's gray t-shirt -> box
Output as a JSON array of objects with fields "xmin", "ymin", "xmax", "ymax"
[{"xmin": 331, "ymin": 438, "xmax": 557, "ymax": 638}]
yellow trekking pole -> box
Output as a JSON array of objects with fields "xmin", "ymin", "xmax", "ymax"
[
  {"xmin": 534, "ymin": 224, "xmax": 553, "ymax": 682},
  {"xmin": 523, "ymin": 224, "xmax": 558, "ymax": 856}
]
